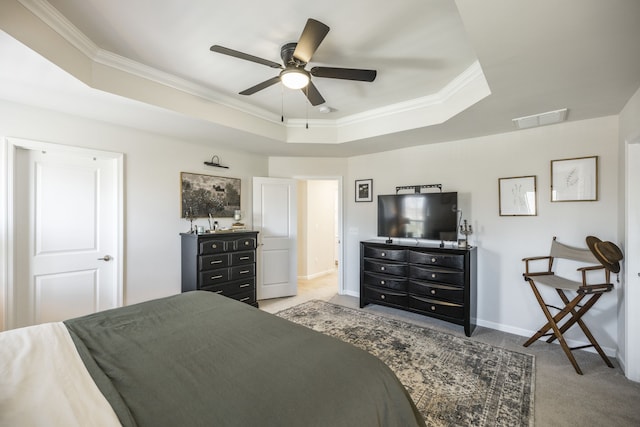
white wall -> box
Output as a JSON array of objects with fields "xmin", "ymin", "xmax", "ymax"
[
  {"xmin": 0, "ymin": 100, "xmax": 269, "ymax": 310},
  {"xmin": 271, "ymin": 116, "xmax": 620, "ymax": 354}
]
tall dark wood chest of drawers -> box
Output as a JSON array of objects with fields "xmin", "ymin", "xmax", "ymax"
[
  {"xmin": 181, "ymin": 231, "xmax": 259, "ymax": 307},
  {"xmin": 360, "ymin": 240, "xmax": 477, "ymax": 336}
]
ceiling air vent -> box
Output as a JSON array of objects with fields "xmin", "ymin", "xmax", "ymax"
[{"xmin": 512, "ymin": 108, "xmax": 568, "ymax": 129}]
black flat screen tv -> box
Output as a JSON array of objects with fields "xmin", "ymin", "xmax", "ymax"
[{"xmin": 377, "ymin": 192, "xmax": 458, "ymax": 241}]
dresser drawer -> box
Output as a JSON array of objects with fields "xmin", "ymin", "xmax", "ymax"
[
  {"xmin": 202, "ymin": 277, "xmax": 255, "ymax": 297},
  {"xmin": 231, "ymin": 250, "xmax": 255, "ymax": 265},
  {"xmin": 363, "ymin": 272, "xmax": 408, "ymax": 291},
  {"xmin": 199, "ymin": 239, "xmax": 227, "ymax": 255},
  {"xmin": 200, "ymin": 268, "xmax": 230, "ymax": 286},
  {"xmin": 199, "ymin": 254, "xmax": 229, "ymax": 271},
  {"xmin": 409, "ymin": 251, "xmax": 464, "ymax": 270},
  {"xmin": 409, "ymin": 280, "xmax": 463, "ymax": 303},
  {"xmin": 409, "ymin": 295, "xmax": 464, "ymax": 319},
  {"xmin": 410, "ymin": 265, "xmax": 464, "ymax": 286},
  {"xmin": 363, "ymin": 286, "xmax": 407, "ymax": 307},
  {"xmin": 230, "ymin": 264, "xmax": 255, "ymax": 281},
  {"xmin": 363, "ymin": 246, "xmax": 406, "ymax": 262},
  {"xmin": 231, "ymin": 290, "xmax": 256, "ymax": 306},
  {"xmin": 233, "ymin": 237, "xmax": 256, "ymax": 251},
  {"xmin": 363, "ymin": 259, "xmax": 407, "ymax": 277}
]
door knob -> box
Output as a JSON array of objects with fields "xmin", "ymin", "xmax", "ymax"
[{"xmin": 98, "ymin": 255, "xmax": 112, "ymax": 261}]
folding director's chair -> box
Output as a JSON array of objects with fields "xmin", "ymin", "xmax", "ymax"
[{"xmin": 522, "ymin": 237, "xmax": 614, "ymax": 375}]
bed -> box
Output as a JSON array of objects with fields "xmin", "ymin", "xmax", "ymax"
[{"xmin": 0, "ymin": 291, "xmax": 425, "ymax": 426}]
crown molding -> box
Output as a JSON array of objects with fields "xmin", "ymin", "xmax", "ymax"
[{"xmin": 18, "ymin": 0, "xmax": 96, "ymax": 57}]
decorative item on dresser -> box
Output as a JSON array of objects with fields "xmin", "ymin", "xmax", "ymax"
[
  {"xmin": 360, "ymin": 240, "xmax": 477, "ymax": 336},
  {"xmin": 181, "ymin": 231, "xmax": 259, "ymax": 307}
]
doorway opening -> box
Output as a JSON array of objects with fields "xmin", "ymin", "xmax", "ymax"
[{"xmin": 296, "ymin": 178, "xmax": 340, "ymax": 300}]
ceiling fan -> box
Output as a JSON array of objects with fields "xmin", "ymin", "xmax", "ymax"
[{"xmin": 210, "ymin": 18, "xmax": 377, "ymax": 106}]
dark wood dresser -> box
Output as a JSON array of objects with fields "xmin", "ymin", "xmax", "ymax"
[
  {"xmin": 360, "ymin": 240, "xmax": 477, "ymax": 336},
  {"xmin": 181, "ymin": 231, "xmax": 259, "ymax": 307}
]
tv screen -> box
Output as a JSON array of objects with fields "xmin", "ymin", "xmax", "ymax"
[{"xmin": 377, "ymin": 192, "xmax": 458, "ymax": 241}]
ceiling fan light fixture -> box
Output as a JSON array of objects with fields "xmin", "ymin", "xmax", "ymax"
[{"xmin": 280, "ymin": 68, "xmax": 310, "ymax": 89}]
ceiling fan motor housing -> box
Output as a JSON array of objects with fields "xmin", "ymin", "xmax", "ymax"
[{"xmin": 281, "ymin": 42, "xmax": 305, "ymax": 67}]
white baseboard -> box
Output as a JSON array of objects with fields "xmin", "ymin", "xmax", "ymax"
[
  {"xmin": 298, "ymin": 268, "xmax": 336, "ymax": 281},
  {"xmin": 341, "ymin": 289, "xmax": 359, "ymax": 298},
  {"xmin": 476, "ymin": 318, "xmax": 617, "ymax": 357}
]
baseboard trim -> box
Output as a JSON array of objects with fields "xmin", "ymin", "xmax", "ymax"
[
  {"xmin": 476, "ymin": 318, "xmax": 617, "ymax": 358},
  {"xmin": 298, "ymin": 268, "xmax": 336, "ymax": 281}
]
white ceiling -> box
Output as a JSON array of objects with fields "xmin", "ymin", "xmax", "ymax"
[{"xmin": 1, "ymin": 0, "xmax": 639, "ymax": 157}]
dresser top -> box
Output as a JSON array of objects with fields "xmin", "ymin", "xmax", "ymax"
[
  {"xmin": 362, "ymin": 239, "xmax": 474, "ymax": 252},
  {"xmin": 181, "ymin": 230, "xmax": 258, "ymax": 238}
]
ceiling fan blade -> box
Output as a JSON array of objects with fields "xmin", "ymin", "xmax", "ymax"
[
  {"xmin": 210, "ymin": 45, "xmax": 282, "ymax": 69},
  {"xmin": 293, "ymin": 19, "xmax": 330, "ymax": 64},
  {"xmin": 301, "ymin": 81, "xmax": 326, "ymax": 106},
  {"xmin": 310, "ymin": 67, "xmax": 377, "ymax": 82},
  {"xmin": 239, "ymin": 76, "xmax": 281, "ymax": 95}
]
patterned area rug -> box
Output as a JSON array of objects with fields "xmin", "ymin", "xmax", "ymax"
[{"xmin": 276, "ymin": 300, "xmax": 534, "ymax": 427}]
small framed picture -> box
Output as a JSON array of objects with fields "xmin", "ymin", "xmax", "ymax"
[
  {"xmin": 551, "ymin": 156, "xmax": 598, "ymax": 202},
  {"xmin": 355, "ymin": 179, "xmax": 373, "ymax": 202},
  {"xmin": 499, "ymin": 175, "xmax": 537, "ymax": 216}
]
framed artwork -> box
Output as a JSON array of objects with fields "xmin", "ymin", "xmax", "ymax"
[
  {"xmin": 551, "ymin": 156, "xmax": 598, "ymax": 202},
  {"xmin": 499, "ymin": 175, "xmax": 537, "ymax": 216},
  {"xmin": 180, "ymin": 172, "xmax": 241, "ymax": 218},
  {"xmin": 355, "ymin": 179, "xmax": 373, "ymax": 202}
]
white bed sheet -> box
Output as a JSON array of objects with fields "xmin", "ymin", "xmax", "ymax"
[{"xmin": 0, "ymin": 322, "xmax": 121, "ymax": 427}]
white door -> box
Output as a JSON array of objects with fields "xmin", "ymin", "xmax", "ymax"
[
  {"xmin": 10, "ymin": 140, "xmax": 121, "ymax": 328},
  {"xmin": 252, "ymin": 177, "xmax": 297, "ymax": 300},
  {"xmin": 625, "ymin": 141, "xmax": 640, "ymax": 381}
]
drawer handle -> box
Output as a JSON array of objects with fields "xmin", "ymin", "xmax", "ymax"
[
  {"xmin": 380, "ymin": 280, "xmax": 386, "ymax": 285},
  {"xmin": 240, "ymin": 270, "xmax": 250, "ymax": 274},
  {"xmin": 244, "ymin": 242, "xmax": 250, "ymax": 246},
  {"xmin": 380, "ymin": 266, "xmax": 385, "ymax": 271},
  {"xmin": 211, "ymin": 244, "xmax": 218, "ymax": 249},
  {"xmin": 431, "ymin": 305, "xmax": 436, "ymax": 311},
  {"xmin": 431, "ymin": 257, "xmax": 437, "ymax": 263},
  {"xmin": 431, "ymin": 273, "xmax": 437, "ymax": 279},
  {"xmin": 240, "ymin": 256, "xmax": 250, "ymax": 260},
  {"xmin": 430, "ymin": 289, "xmax": 436, "ymax": 295},
  {"xmin": 381, "ymin": 252, "xmax": 386, "ymax": 257},
  {"xmin": 211, "ymin": 275, "xmax": 223, "ymax": 280},
  {"xmin": 381, "ymin": 294, "xmax": 386, "ymax": 300},
  {"xmin": 240, "ymin": 297, "xmax": 250, "ymax": 302},
  {"xmin": 210, "ymin": 260, "xmax": 222, "ymax": 264},
  {"xmin": 240, "ymin": 283, "xmax": 250, "ymax": 288}
]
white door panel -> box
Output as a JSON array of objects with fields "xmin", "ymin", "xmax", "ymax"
[
  {"xmin": 8, "ymin": 140, "xmax": 121, "ymax": 329},
  {"xmin": 35, "ymin": 270, "xmax": 98, "ymax": 323},
  {"xmin": 36, "ymin": 162, "xmax": 98, "ymax": 253},
  {"xmin": 253, "ymin": 177, "xmax": 297, "ymax": 300}
]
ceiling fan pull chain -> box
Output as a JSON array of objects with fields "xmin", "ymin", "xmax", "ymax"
[
  {"xmin": 305, "ymin": 86, "xmax": 309, "ymax": 129},
  {"xmin": 281, "ymin": 85, "xmax": 284, "ymax": 123}
]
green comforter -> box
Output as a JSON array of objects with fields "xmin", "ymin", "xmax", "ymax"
[{"xmin": 64, "ymin": 291, "xmax": 425, "ymax": 427}]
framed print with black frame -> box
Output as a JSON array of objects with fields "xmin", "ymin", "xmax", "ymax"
[
  {"xmin": 180, "ymin": 172, "xmax": 241, "ymax": 217},
  {"xmin": 499, "ymin": 175, "xmax": 537, "ymax": 216},
  {"xmin": 355, "ymin": 179, "xmax": 373, "ymax": 202},
  {"xmin": 551, "ymin": 156, "xmax": 598, "ymax": 202}
]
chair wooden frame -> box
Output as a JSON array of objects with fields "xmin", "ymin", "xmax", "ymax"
[{"xmin": 522, "ymin": 237, "xmax": 614, "ymax": 374}]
